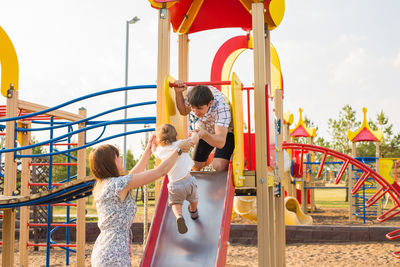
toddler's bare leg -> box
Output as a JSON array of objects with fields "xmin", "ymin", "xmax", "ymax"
[
  {"xmin": 188, "ymin": 201, "xmax": 199, "ymax": 220},
  {"xmin": 189, "ymin": 201, "xmax": 198, "ymax": 212},
  {"xmin": 172, "ymin": 204, "xmax": 183, "ymax": 218}
]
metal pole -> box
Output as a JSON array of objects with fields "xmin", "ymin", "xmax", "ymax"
[
  {"xmin": 143, "ymin": 124, "xmax": 150, "ymax": 244},
  {"xmin": 123, "ymin": 16, "xmax": 140, "ymax": 169},
  {"xmin": 123, "ymin": 20, "xmax": 129, "ymax": 169}
]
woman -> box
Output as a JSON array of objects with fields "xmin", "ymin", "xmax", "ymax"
[{"xmin": 89, "ymin": 135, "xmax": 191, "ymax": 267}]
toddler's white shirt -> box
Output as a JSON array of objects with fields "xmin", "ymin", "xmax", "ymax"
[{"xmin": 154, "ymin": 140, "xmax": 194, "ymax": 182}]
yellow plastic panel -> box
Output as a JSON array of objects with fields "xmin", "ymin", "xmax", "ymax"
[
  {"xmin": 148, "ymin": 0, "xmax": 178, "ymax": 9},
  {"xmin": 177, "ymin": 0, "xmax": 205, "ymax": 34},
  {"xmin": 283, "ymin": 111, "xmax": 294, "ymax": 125},
  {"xmin": 240, "ymin": 0, "xmax": 285, "ymax": 30},
  {"xmin": 221, "ymin": 48, "xmax": 246, "ymax": 97},
  {"xmin": 163, "ymin": 75, "xmax": 187, "ymax": 139},
  {"xmin": 270, "ymin": 43, "xmax": 282, "ymax": 97},
  {"xmin": 266, "ymin": 0, "xmax": 285, "ymax": 30},
  {"xmin": 380, "ymin": 159, "xmax": 395, "ymax": 185},
  {"xmin": 230, "ymin": 72, "xmax": 245, "ymax": 187},
  {"xmin": 0, "ymin": 26, "xmax": 19, "ymax": 97}
]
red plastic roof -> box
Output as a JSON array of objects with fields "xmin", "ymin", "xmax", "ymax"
[
  {"xmin": 352, "ymin": 128, "xmax": 380, "ymax": 142},
  {"xmin": 290, "ymin": 125, "xmax": 310, "ymax": 138},
  {"xmin": 168, "ymin": 0, "xmax": 265, "ymax": 34}
]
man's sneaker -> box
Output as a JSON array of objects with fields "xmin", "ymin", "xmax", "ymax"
[
  {"xmin": 188, "ymin": 206, "xmax": 199, "ymax": 220},
  {"xmin": 176, "ymin": 215, "xmax": 188, "ymax": 234}
]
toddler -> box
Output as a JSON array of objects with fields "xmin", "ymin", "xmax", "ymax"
[{"xmin": 154, "ymin": 123, "xmax": 199, "ymax": 234}]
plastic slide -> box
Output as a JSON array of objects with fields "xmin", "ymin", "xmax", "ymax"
[
  {"xmin": 284, "ymin": 197, "xmax": 313, "ymax": 225},
  {"xmin": 233, "ymin": 195, "xmax": 312, "ymax": 226},
  {"xmin": 233, "ymin": 196, "xmax": 257, "ymax": 221},
  {"xmin": 141, "ymin": 170, "xmax": 235, "ymax": 267}
]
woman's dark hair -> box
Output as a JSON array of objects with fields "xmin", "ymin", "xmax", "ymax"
[
  {"xmin": 187, "ymin": 85, "xmax": 214, "ymax": 107},
  {"xmin": 89, "ymin": 144, "xmax": 121, "ymax": 180},
  {"xmin": 156, "ymin": 123, "xmax": 177, "ymax": 146}
]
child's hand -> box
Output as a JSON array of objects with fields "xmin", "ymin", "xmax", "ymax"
[
  {"xmin": 173, "ymin": 80, "xmax": 187, "ymax": 94},
  {"xmin": 178, "ymin": 140, "xmax": 191, "ymax": 153},
  {"xmin": 194, "ymin": 129, "xmax": 206, "ymax": 139},
  {"xmin": 189, "ymin": 131, "xmax": 199, "ymax": 146}
]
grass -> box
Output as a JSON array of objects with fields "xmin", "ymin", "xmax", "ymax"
[
  {"xmin": 314, "ymin": 184, "xmax": 348, "ymax": 208},
  {"xmin": 52, "ymin": 195, "xmax": 157, "ymax": 222},
  {"xmin": 51, "ymin": 183, "xmax": 394, "ymax": 222}
]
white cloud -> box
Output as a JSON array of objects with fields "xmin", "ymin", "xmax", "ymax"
[{"xmin": 394, "ymin": 49, "xmax": 400, "ymax": 68}]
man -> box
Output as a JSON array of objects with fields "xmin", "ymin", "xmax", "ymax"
[{"xmin": 173, "ymin": 80, "xmax": 234, "ymax": 171}]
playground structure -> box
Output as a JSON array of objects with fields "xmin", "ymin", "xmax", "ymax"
[
  {"xmin": 1, "ymin": 25, "xmax": 157, "ymax": 265},
  {"xmin": 0, "ymin": 82, "xmax": 156, "ymax": 266},
  {"xmin": 1, "ymin": 1, "xmax": 400, "ymax": 267}
]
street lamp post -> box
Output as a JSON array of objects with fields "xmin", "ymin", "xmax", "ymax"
[{"xmin": 123, "ymin": 16, "xmax": 140, "ymax": 169}]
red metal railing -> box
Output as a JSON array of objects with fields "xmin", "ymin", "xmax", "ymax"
[{"xmin": 282, "ymin": 142, "xmax": 400, "ymax": 258}]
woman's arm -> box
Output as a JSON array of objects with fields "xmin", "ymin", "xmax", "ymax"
[
  {"xmin": 129, "ymin": 135, "xmax": 155, "ymax": 175},
  {"xmin": 125, "ymin": 139, "xmax": 192, "ymax": 190}
]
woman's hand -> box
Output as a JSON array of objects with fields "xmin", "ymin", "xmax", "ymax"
[
  {"xmin": 145, "ymin": 135, "xmax": 156, "ymax": 151},
  {"xmin": 178, "ymin": 139, "xmax": 191, "ymax": 153}
]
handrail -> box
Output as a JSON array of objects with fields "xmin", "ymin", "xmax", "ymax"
[
  {"xmin": 16, "ymin": 101, "xmax": 156, "ymax": 132},
  {"xmin": 2, "ymin": 117, "xmax": 155, "ymax": 154},
  {"xmin": 17, "ymin": 127, "xmax": 155, "ymax": 158},
  {"xmin": 0, "ymin": 84, "xmax": 156, "ymax": 122}
]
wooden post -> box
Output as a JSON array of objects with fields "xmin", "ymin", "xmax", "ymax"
[
  {"xmin": 283, "ymin": 122, "xmax": 292, "ymax": 197},
  {"xmin": 178, "ymin": 33, "xmax": 189, "ymax": 138},
  {"xmin": 19, "ymin": 121, "xmax": 31, "ymax": 267},
  {"xmin": 349, "ymin": 142, "xmax": 356, "ymax": 222},
  {"xmin": 155, "ymin": 6, "xmax": 171, "ymax": 200},
  {"xmin": 308, "ymin": 137, "xmax": 316, "ymax": 212},
  {"xmin": 274, "ymin": 89, "xmax": 286, "ymax": 267},
  {"xmin": 251, "ymin": 2, "xmax": 272, "ymax": 266},
  {"xmin": 2, "ymin": 87, "xmax": 18, "ymax": 267},
  {"xmin": 265, "ymin": 24, "xmax": 276, "ymax": 267},
  {"xmin": 301, "ymin": 169, "xmax": 307, "ymax": 214},
  {"xmin": 376, "ymin": 142, "xmax": 381, "ymax": 217},
  {"xmin": 76, "ymin": 107, "xmax": 87, "ymax": 266}
]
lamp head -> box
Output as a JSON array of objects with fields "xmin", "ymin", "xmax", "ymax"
[{"xmin": 128, "ymin": 16, "xmax": 140, "ymax": 24}]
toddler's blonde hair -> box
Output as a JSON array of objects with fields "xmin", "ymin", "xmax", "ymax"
[{"xmin": 156, "ymin": 123, "xmax": 177, "ymax": 146}]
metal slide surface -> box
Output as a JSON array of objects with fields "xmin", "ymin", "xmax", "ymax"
[{"xmin": 145, "ymin": 171, "xmax": 230, "ymax": 267}]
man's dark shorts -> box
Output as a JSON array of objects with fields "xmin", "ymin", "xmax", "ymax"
[{"xmin": 193, "ymin": 132, "xmax": 234, "ymax": 162}]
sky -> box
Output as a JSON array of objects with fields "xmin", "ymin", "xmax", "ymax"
[{"xmin": 1, "ymin": 0, "xmax": 399, "ymax": 158}]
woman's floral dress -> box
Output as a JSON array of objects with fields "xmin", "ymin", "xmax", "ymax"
[{"xmin": 91, "ymin": 175, "xmax": 137, "ymax": 267}]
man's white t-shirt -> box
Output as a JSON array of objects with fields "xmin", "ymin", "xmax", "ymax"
[{"xmin": 154, "ymin": 140, "xmax": 194, "ymax": 183}]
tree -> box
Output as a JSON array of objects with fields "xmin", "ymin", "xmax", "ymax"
[
  {"xmin": 327, "ymin": 105, "xmax": 361, "ymax": 155},
  {"xmin": 125, "ymin": 149, "xmax": 138, "ymax": 170},
  {"xmin": 373, "ymin": 111, "xmax": 400, "ymax": 158}
]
